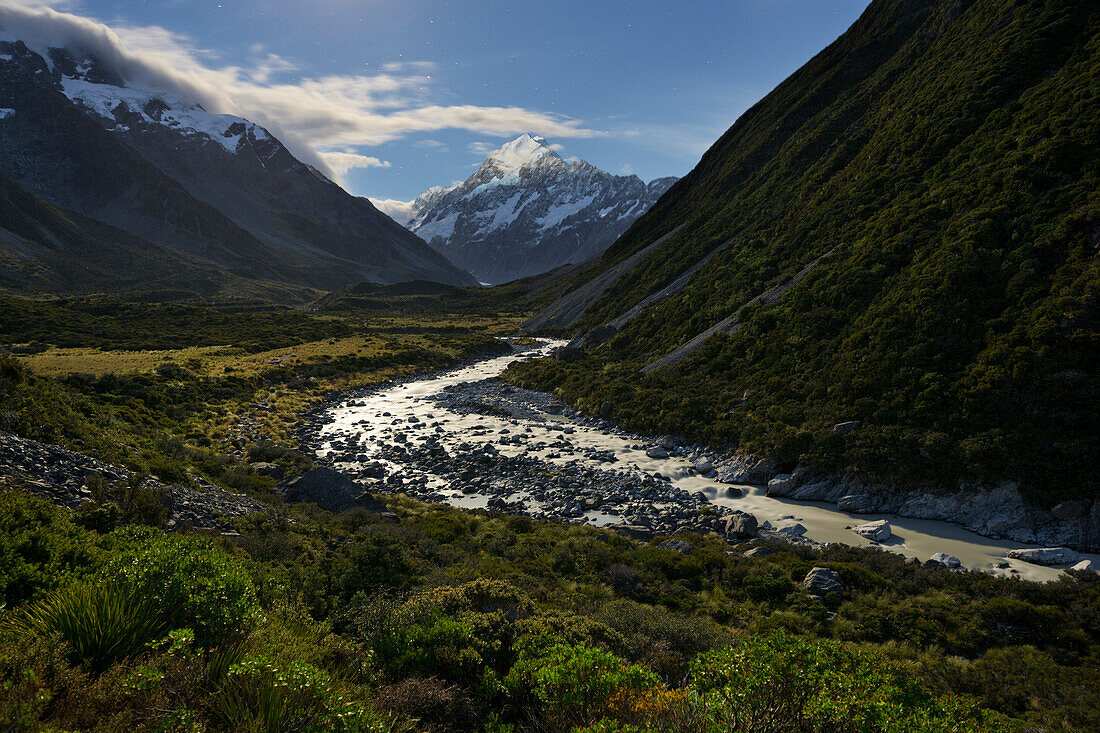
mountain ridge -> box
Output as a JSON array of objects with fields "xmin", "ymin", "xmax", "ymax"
[
  {"xmin": 511, "ymin": 0, "xmax": 1099, "ymax": 508},
  {"xmin": 0, "ymin": 36, "xmax": 476, "ymax": 296}
]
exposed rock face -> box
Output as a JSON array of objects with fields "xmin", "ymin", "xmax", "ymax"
[
  {"xmin": 1006, "ymin": 547, "xmax": 1082, "ymax": 566},
  {"xmin": 276, "ymin": 467, "xmax": 391, "ymax": 516},
  {"xmin": 802, "ymin": 567, "xmax": 844, "ymax": 598},
  {"xmin": 403, "ymin": 134, "xmax": 677, "ymax": 284},
  {"xmin": 851, "ymin": 519, "xmax": 892, "ymax": 542},
  {"xmin": 717, "ymin": 458, "xmax": 1100, "ymax": 553}
]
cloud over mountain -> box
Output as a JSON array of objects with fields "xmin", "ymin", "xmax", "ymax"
[{"xmin": 0, "ymin": 1, "xmax": 605, "ymax": 182}]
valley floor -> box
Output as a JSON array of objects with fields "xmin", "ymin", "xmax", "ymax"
[{"xmin": 1, "ymin": 295, "xmax": 1098, "ymax": 731}]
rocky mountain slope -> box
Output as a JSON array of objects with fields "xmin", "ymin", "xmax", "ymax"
[
  {"xmin": 512, "ymin": 0, "xmax": 1099, "ymax": 508},
  {"xmin": 0, "ymin": 35, "xmax": 474, "ymax": 297},
  {"xmin": 402, "ymin": 134, "xmax": 676, "ymax": 284}
]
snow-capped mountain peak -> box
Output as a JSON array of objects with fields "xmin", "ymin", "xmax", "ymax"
[
  {"xmin": 401, "ymin": 135, "xmax": 678, "ymax": 284},
  {"xmin": 483, "ymin": 133, "xmax": 556, "ymax": 174}
]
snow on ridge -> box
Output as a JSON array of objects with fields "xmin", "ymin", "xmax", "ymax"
[
  {"xmin": 536, "ymin": 194, "xmax": 596, "ymax": 230},
  {"xmin": 59, "ymin": 76, "xmax": 266, "ymax": 153}
]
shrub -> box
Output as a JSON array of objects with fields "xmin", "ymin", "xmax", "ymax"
[
  {"xmin": 506, "ymin": 644, "xmax": 662, "ymax": 730},
  {"xmin": 105, "ymin": 531, "xmax": 257, "ymax": 646},
  {"xmin": 0, "ymin": 493, "xmax": 103, "ymax": 607},
  {"xmin": 7, "ymin": 581, "xmax": 169, "ymax": 671},
  {"xmin": 689, "ymin": 632, "xmax": 996, "ymax": 732},
  {"xmin": 376, "ymin": 676, "xmax": 477, "ymax": 733}
]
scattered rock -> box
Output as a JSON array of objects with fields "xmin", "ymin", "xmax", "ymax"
[
  {"xmin": 250, "ymin": 462, "xmax": 285, "ymax": 480},
  {"xmin": 645, "ymin": 446, "xmax": 669, "ymax": 460},
  {"xmin": 831, "ymin": 421, "xmax": 861, "ymax": 436},
  {"xmin": 743, "ymin": 546, "xmax": 774, "ymax": 558}
]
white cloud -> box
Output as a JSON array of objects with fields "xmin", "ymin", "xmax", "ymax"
[
  {"xmin": 467, "ymin": 141, "xmax": 497, "ymax": 156},
  {"xmin": 368, "ymin": 198, "xmax": 417, "ymax": 224},
  {"xmin": 320, "ymin": 151, "xmax": 391, "ymax": 176},
  {"xmin": 0, "ymin": 2, "xmax": 606, "ymax": 183}
]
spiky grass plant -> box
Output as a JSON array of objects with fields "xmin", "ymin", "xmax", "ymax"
[{"xmin": 8, "ymin": 581, "xmax": 169, "ymax": 671}]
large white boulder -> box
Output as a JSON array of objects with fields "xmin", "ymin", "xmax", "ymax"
[
  {"xmin": 1006, "ymin": 547, "xmax": 1082, "ymax": 566},
  {"xmin": 851, "ymin": 519, "xmax": 892, "ymax": 542}
]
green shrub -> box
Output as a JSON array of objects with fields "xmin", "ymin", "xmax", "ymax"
[
  {"xmin": 7, "ymin": 581, "xmax": 169, "ymax": 671},
  {"xmin": 506, "ymin": 644, "xmax": 661, "ymax": 729},
  {"xmin": 0, "ymin": 493, "xmax": 103, "ymax": 607},
  {"xmin": 105, "ymin": 530, "xmax": 257, "ymax": 646},
  {"xmin": 689, "ymin": 632, "xmax": 997, "ymax": 732}
]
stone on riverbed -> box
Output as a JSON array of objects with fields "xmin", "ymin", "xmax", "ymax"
[
  {"xmin": 928, "ymin": 552, "xmax": 962, "ymax": 568},
  {"xmin": 692, "ymin": 457, "xmax": 714, "ymax": 475},
  {"xmin": 1006, "ymin": 547, "xmax": 1082, "ymax": 566},
  {"xmin": 766, "ymin": 474, "xmax": 797, "ymax": 496},
  {"xmin": 724, "ymin": 512, "xmax": 758, "ymax": 539},
  {"xmin": 645, "ymin": 446, "xmax": 668, "ymax": 459},
  {"xmin": 851, "ymin": 519, "xmax": 892, "ymax": 542}
]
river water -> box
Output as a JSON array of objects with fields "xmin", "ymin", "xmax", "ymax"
[{"xmin": 317, "ymin": 340, "xmax": 1097, "ymax": 582}]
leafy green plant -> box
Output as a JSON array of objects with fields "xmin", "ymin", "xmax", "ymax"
[
  {"xmin": 105, "ymin": 530, "xmax": 257, "ymax": 646},
  {"xmin": 7, "ymin": 581, "xmax": 168, "ymax": 672},
  {"xmin": 506, "ymin": 644, "xmax": 661, "ymax": 729}
]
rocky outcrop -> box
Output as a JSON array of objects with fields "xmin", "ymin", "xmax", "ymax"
[
  {"xmin": 712, "ymin": 454, "xmax": 1100, "ymax": 553},
  {"xmin": 276, "ymin": 467, "xmax": 393, "ymax": 516}
]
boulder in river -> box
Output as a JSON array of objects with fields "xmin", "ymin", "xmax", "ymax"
[
  {"xmin": 766, "ymin": 474, "xmax": 797, "ymax": 496},
  {"xmin": 724, "ymin": 512, "xmax": 758, "ymax": 539},
  {"xmin": 802, "ymin": 567, "xmax": 843, "ymax": 598},
  {"xmin": 928, "ymin": 552, "xmax": 962, "ymax": 568},
  {"xmin": 692, "ymin": 457, "xmax": 714, "ymax": 475},
  {"xmin": 851, "ymin": 519, "xmax": 892, "ymax": 542},
  {"xmin": 645, "ymin": 446, "xmax": 669, "ymax": 459},
  {"xmin": 1006, "ymin": 547, "xmax": 1082, "ymax": 566}
]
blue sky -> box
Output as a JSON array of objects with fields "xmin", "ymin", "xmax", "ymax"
[{"xmin": 4, "ymin": 1, "xmax": 870, "ymax": 203}]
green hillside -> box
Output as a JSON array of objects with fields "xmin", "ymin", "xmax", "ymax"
[{"xmin": 511, "ymin": 0, "xmax": 1099, "ymax": 504}]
